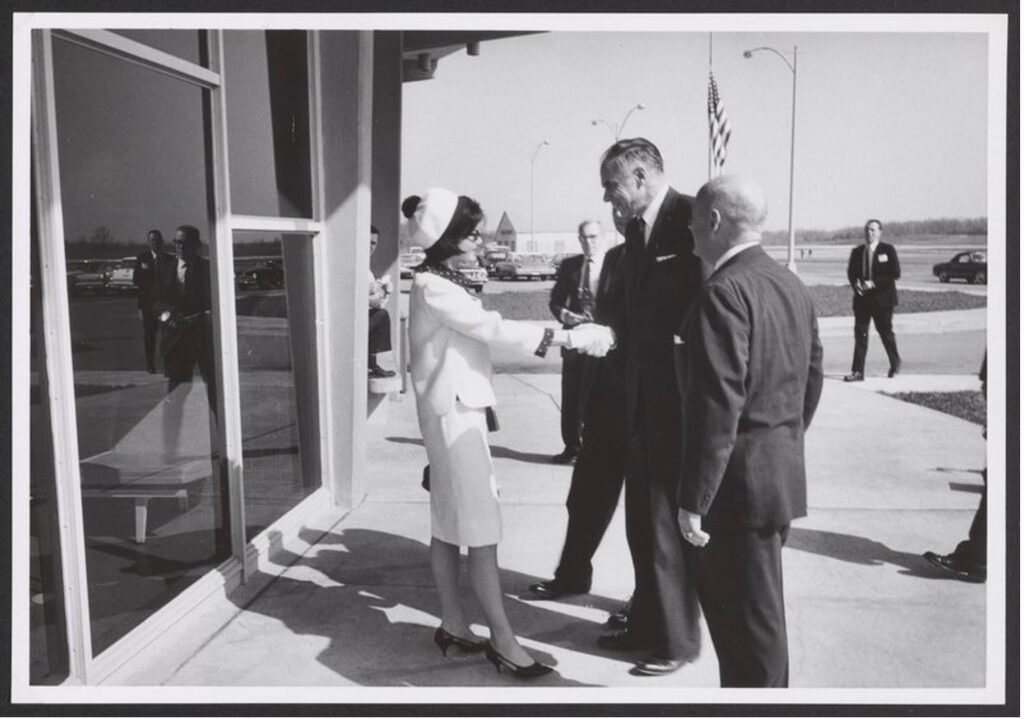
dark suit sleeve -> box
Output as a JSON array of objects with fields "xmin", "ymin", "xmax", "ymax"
[
  {"xmin": 133, "ymin": 254, "xmax": 142, "ymax": 288},
  {"xmin": 846, "ymin": 247, "xmax": 859, "ymax": 289},
  {"xmin": 677, "ymin": 282, "xmax": 750, "ymax": 515},
  {"xmin": 804, "ymin": 314, "xmax": 824, "ymax": 429},
  {"xmin": 548, "ymin": 260, "xmax": 573, "ymax": 323}
]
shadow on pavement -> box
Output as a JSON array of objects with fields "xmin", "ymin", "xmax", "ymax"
[
  {"xmin": 225, "ymin": 527, "xmax": 630, "ymax": 686},
  {"xmin": 384, "ymin": 435, "xmax": 553, "ymax": 466},
  {"xmin": 786, "ymin": 527, "xmax": 968, "ymax": 582}
]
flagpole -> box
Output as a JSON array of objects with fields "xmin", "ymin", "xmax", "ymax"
[{"xmin": 707, "ymin": 33, "xmax": 713, "ymax": 181}]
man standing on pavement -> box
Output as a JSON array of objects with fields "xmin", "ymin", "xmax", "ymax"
[
  {"xmin": 677, "ymin": 175, "xmax": 823, "ymax": 687},
  {"xmin": 844, "ymin": 219, "xmax": 901, "ymax": 381},
  {"xmin": 531, "ymin": 229, "xmax": 629, "ymax": 601},
  {"xmin": 133, "ymin": 230, "xmax": 173, "ymax": 374},
  {"xmin": 594, "ymin": 138, "xmax": 704, "ymax": 676},
  {"xmin": 547, "ymin": 220, "xmax": 608, "ymax": 465}
]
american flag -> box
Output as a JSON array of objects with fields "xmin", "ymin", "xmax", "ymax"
[{"xmin": 707, "ymin": 71, "xmax": 732, "ymax": 174}]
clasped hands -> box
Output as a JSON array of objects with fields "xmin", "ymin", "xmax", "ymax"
[{"xmin": 567, "ymin": 323, "xmax": 616, "ymax": 357}]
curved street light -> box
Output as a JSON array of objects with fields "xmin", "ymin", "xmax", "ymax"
[
  {"xmin": 591, "ymin": 102, "xmax": 646, "ymax": 140},
  {"xmin": 530, "ymin": 140, "xmax": 550, "ymax": 252},
  {"xmin": 744, "ymin": 45, "xmax": 799, "ymax": 273}
]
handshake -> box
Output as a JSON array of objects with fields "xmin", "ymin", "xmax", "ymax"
[{"xmin": 567, "ymin": 323, "xmax": 616, "ymax": 357}]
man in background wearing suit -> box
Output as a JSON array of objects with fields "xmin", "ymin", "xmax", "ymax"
[
  {"xmin": 594, "ymin": 138, "xmax": 704, "ymax": 676},
  {"xmin": 677, "ymin": 175, "xmax": 823, "ymax": 687},
  {"xmin": 844, "ymin": 219, "xmax": 901, "ymax": 381},
  {"xmin": 547, "ymin": 220, "xmax": 609, "ymax": 465},
  {"xmin": 155, "ymin": 225, "xmax": 216, "ymax": 410},
  {"xmin": 531, "ymin": 229, "xmax": 629, "ymax": 600},
  {"xmin": 133, "ymin": 229, "xmax": 173, "ymax": 374}
]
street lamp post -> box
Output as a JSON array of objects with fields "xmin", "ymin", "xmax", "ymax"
[
  {"xmin": 743, "ymin": 45, "xmax": 798, "ymax": 273},
  {"xmin": 530, "ymin": 140, "xmax": 549, "ymax": 252},
  {"xmin": 591, "ymin": 102, "xmax": 646, "ymax": 140}
]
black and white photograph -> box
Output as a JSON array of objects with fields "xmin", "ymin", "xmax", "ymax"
[{"xmin": 9, "ymin": 6, "xmax": 1016, "ymax": 711}]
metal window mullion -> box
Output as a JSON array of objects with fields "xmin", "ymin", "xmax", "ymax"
[
  {"xmin": 204, "ymin": 30, "xmax": 249, "ymax": 581},
  {"xmin": 30, "ymin": 29, "xmax": 94, "ymax": 684},
  {"xmin": 308, "ymin": 31, "xmax": 335, "ymax": 507},
  {"xmin": 52, "ymin": 29, "xmax": 220, "ymax": 90}
]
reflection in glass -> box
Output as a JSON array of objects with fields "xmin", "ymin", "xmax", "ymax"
[
  {"xmin": 234, "ymin": 232, "xmax": 321, "ymax": 540},
  {"xmin": 51, "ymin": 38, "xmax": 229, "ymax": 656},
  {"xmin": 224, "ymin": 31, "xmax": 312, "ymax": 218},
  {"xmin": 108, "ymin": 30, "xmax": 204, "ymax": 65},
  {"xmin": 30, "ymin": 184, "xmax": 70, "ymax": 685}
]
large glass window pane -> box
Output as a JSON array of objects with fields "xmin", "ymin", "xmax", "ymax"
[
  {"xmin": 234, "ymin": 232, "xmax": 321, "ymax": 540},
  {"xmin": 224, "ymin": 31, "xmax": 312, "ymax": 218},
  {"xmin": 30, "ymin": 183, "xmax": 70, "ymax": 685},
  {"xmin": 108, "ymin": 30, "xmax": 204, "ymax": 65},
  {"xmin": 51, "ymin": 37, "xmax": 230, "ymax": 656}
]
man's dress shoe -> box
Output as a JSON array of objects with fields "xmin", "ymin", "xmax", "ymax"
[
  {"xmin": 888, "ymin": 361, "xmax": 902, "ymax": 378},
  {"xmin": 631, "ymin": 656, "xmax": 683, "ymax": 676},
  {"xmin": 923, "ymin": 551, "xmax": 986, "ymax": 583},
  {"xmin": 604, "ymin": 604, "xmax": 629, "ymax": 631},
  {"xmin": 597, "ymin": 630, "xmax": 638, "ymax": 652},
  {"xmin": 843, "ymin": 371, "xmax": 865, "ymax": 382},
  {"xmin": 528, "ymin": 578, "xmax": 590, "ymax": 599},
  {"xmin": 550, "ymin": 449, "xmax": 578, "ymax": 465}
]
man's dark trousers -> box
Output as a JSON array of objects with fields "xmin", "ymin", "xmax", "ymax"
[
  {"xmin": 852, "ymin": 301, "xmax": 899, "ymax": 374},
  {"xmin": 624, "ymin": 393, "xmax": 701, "ymax": 662},
  {"xmin": 559, "ymin": 350, "xmax": 584, "ymax": 456},
  {"xmin": 695, "ymin": 525, "xmax": 790, "ymax": 687},
  {"xmin": 553, "ymin": 355, "xmax": 627, "ymax": 586}
]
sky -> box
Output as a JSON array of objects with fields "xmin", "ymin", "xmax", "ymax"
[{"xmin": 401, "ymin": 30, "xmax": 989, "ymax": 235}]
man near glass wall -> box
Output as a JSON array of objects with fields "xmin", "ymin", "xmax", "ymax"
[
  {"xmin": 156, "ymin": 225, "xmax": 216, "ymax": 410},
  {"xmin": 368, "ymin": 225, "xmax": 396, "ymax": 378},
  {"xmin": 133, "ymin": 229, "xmax": 173, "ymax": 374}
]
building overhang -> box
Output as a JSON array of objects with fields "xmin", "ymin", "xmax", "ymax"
[{"xmin": 400, "ymin": 31, "xmax": 541, "ymax": 82}]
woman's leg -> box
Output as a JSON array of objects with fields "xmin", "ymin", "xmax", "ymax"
[
  {"xmin": 430, "ymin": 537, "xmax": 480, "ymax": 639},
  {"xmin": 468, "ymin": 544, "xmax": 536, "ymax": 666}
]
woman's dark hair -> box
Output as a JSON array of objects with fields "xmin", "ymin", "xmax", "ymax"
[{"xmin": 402, "ymin": 194, "xmax": 484, "ymax": 264}]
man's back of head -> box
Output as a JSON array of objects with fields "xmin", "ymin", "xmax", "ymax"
[{"xmin": 692, "ymin": 175, "xmax": 767, "ymax": 263}]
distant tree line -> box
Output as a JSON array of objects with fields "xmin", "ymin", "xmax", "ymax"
[
  {"xmin": 763, "ymin": 217, "xmax": 987, "ymax": 245},
  {"xmin": 63, "ymin": 226, "xmax": 283, "ymax": 259}
]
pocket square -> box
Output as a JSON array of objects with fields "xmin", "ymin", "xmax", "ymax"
[
  {"xmin": 673, "ymin": 334, "xmax": 685, "ymax": 345},
  {"xmin": 655, "ymin": 254, "xmax": 678, "ymax": 263}
]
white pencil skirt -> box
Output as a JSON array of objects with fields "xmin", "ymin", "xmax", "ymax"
[{"xmin": 417, "ymin": 399, "xmax": 502, "ymax": 547}]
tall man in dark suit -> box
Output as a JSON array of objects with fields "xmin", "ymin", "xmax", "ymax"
[
  {"xmin": 594, "ymin": 138, "xmax": 704, "ymax": 676},
  {"xmin": 844, "ymin": 219, "xmax": 901, "ymax": 381},
  {"xmin": 547, "ymin": 220, "xmax": 609, "ymax": 465},
  {"xmin": 677, "ymin": 175, "xmax": 823, "ymax": 687},
  {"xmin": 133, "ymin": 230, "xmax": 173, "ymax": 374},
  {"xmin": 531, "ymin": 236, "xmax": 629, "ymax": 599},
  {"xmin": 155, "ymin": 225, "xmax": 216, "ymax": 411}
]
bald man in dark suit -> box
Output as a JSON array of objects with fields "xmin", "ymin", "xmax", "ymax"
[{"xmin": 677, "ymin": 175, "xmax": 823, "ymax": 687}]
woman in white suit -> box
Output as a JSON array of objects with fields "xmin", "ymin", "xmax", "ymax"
[{"xmin": 404, "ymin": 189, "xmax": 612, "ymax": 678}]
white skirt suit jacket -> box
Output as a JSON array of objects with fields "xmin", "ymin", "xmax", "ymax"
[{"xmin": 410, "ymin": 271, "xmax": 545, "ymax": 546}]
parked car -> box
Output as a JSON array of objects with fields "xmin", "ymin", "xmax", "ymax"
[
  {"xmin": 399, "ymin": 251, "xmax": 426, "ymax": 279},
  {"xmin": 451, "ymin": 255, "xmax": 488, "ymax": 293},
  {"xmin": 106, "ymin": 256, "xmax": 137, "ymax": 293},
  {"xmin": 66, "ymin": 259, "xmax": 112, "ymax": 295},
  {"xmin": 238, "ymin": 259, "xmax": 285, "ymax": 290},
  {"xmin": 483, "ymin": 248, "xmax": 512, "ymax": 276},
  {"xmin": 932, "ymin": 250, "xmax": 987, "ymax": 285},
  {"xmin": 492, "ymin": 252, "xmax": 555, "ymax": 281}
]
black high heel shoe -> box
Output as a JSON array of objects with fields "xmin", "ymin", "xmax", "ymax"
[
  {"xmin": 434, "ymin": 627, "xmax": 487, "ymax": 657},
  {"xmin": 484, "ymin": 642, "xmax": 553, "ymax": 678}
]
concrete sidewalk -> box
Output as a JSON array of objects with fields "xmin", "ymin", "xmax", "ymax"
[{"xmin": 163, "ymin": 370, "xmax": 988, "ymax": 690}]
